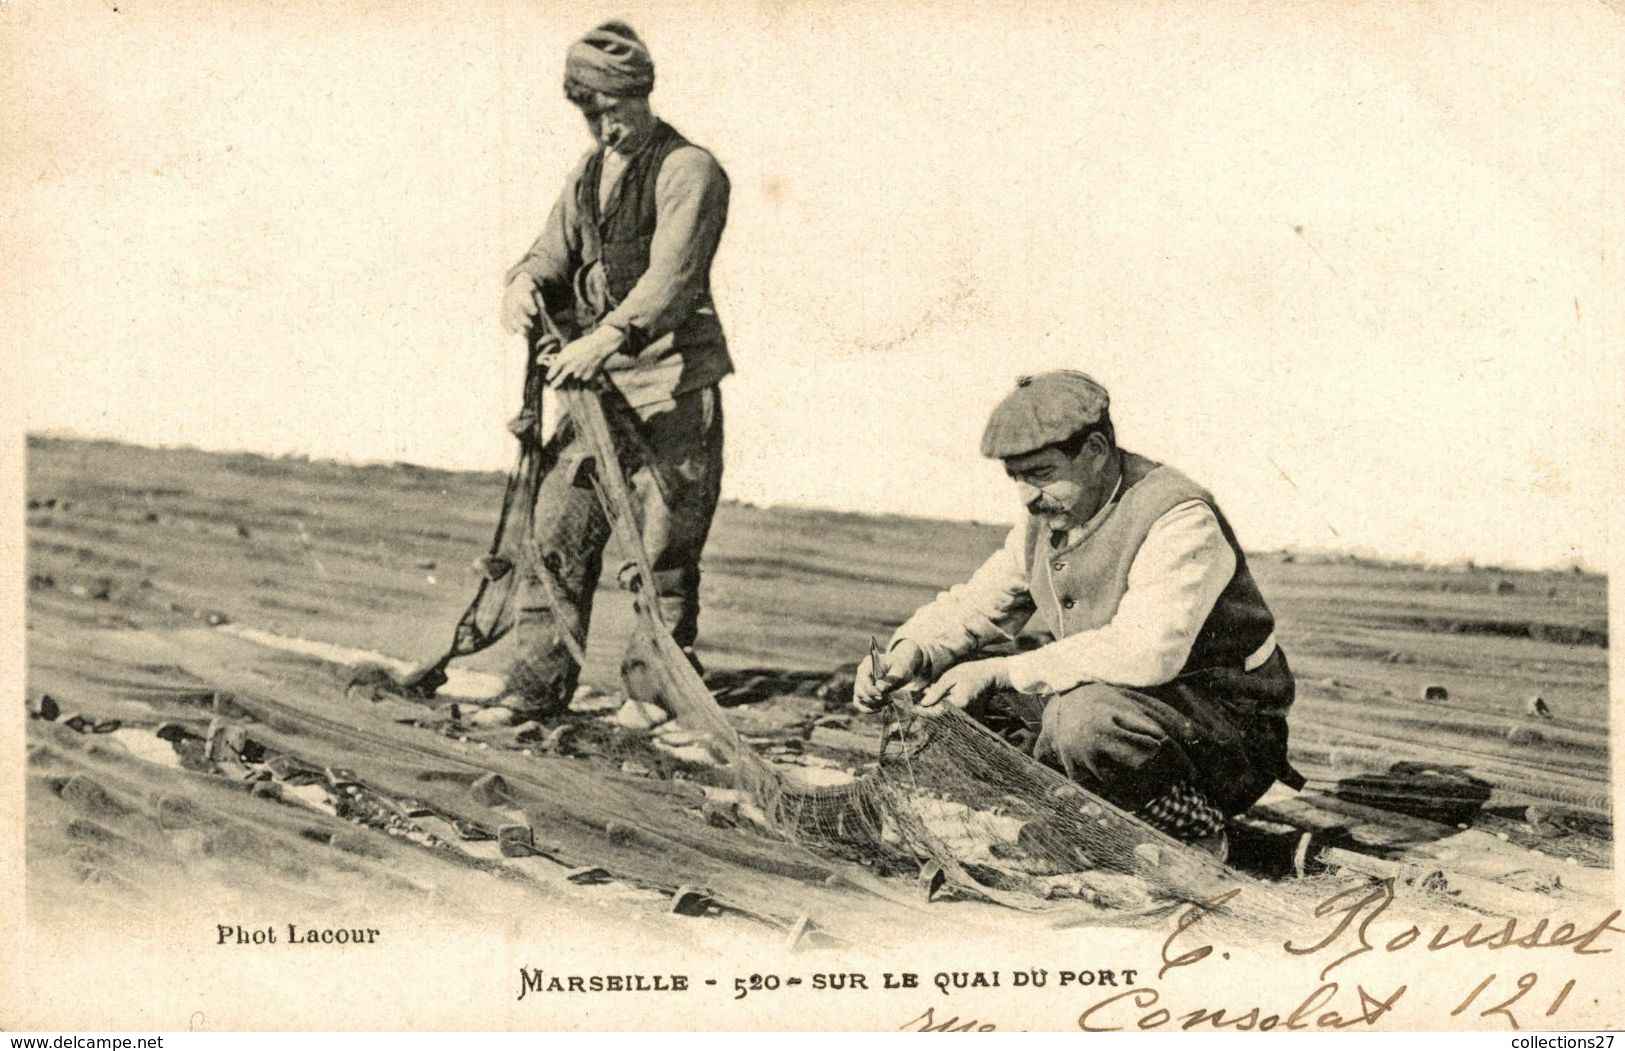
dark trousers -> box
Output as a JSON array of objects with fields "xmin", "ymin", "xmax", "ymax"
[
  {"xmin": 505, "ymin": 385, "xmax": 724, "ymax": 715},
  {"xmin": 976, "ymin": 648, "xmax": 1298, "ymax": 816}
]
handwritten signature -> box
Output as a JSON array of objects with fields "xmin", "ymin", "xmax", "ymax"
[{"xmin": 1279, "ymin": 879, "xmax": 1622, "ymax": 981}]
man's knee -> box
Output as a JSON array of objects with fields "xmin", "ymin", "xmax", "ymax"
[
  {"xmin": 656, "ymin": 582, "xmax": 701, "ymax": 649},
  {"xmin": 1041, "ymin": 683, "xmax": 1142, "ymax": 749},
  {"xmin": 649, "ymin": 564, "xmax": 699, "ymax": 598},
  {"xmin": 1037, "ymin": 683, "xmax": 1171, "ymax": 791}
]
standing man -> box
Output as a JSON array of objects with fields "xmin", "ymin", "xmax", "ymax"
[
  {"xmin": 853, "ymin": 371, "xmax": 1301, "ymax": 855},
  {"xmin": 498, "ymin": 21, "xmax": 732, "ymax": 719}
]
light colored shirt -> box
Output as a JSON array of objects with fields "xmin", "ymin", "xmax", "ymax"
[{"xmin": 893, "ymin": 499, "xmax": 1237, "ymax": 695}]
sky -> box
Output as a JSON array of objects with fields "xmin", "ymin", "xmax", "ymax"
[{"xmin": 4, "ymin": 0, "xmax": 1622, "ymax": 570}]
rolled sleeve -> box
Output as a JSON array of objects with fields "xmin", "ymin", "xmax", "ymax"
[
  {"xmin": 600, "ymin": 146, "xmax": 729, "ymax": 347},
  {"xmin": 892, "ymin": 525, "xmax": 1035, "ymax": 676}
]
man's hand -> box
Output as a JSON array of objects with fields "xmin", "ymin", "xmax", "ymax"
[
  {"xmin": 532, "ymin": 331, "xmax": 563, "ymax": 360},
  {"xmin": 853, "ymin": 639, "xmax": 929, "ymax": 712},
  {"xmin": 917, "ymin": 657, "xmax": 1010, "ymax": 718},
  {"xmin": 546, "ymin": 325, "xmax": 625, "ymax": 388},
  {"xmin": 503, "ymin": 273, "xmax": 541, "ymax": 334}
]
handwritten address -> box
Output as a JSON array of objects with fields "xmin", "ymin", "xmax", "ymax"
[
  {"xmin": 1071, "ymin": 878, "xmax": 1621, "ymax": 1032},
  {"xmin": 515, "ymin": 879, "xmax": 1622, "ymax": 1032}
]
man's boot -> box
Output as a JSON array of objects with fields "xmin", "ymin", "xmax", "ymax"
[
  {"xmin": 618, "ymin": 628, "xmax": 704, "ymax": 718},
  {"xmin": 615, "ymin": 564, "xmax": 704, "ymax": 720},
  {"xmin": 502, "ymin": 580, "xmax": 589, "ymax": 718}
]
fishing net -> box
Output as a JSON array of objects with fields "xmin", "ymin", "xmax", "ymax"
[
  {"xmin": 667, "ymin": 665, "xmax": 1248, "ymax": 917},
  {"xmin": 398, "ymin": 323, "xmax": 1298, "ymax": 922},
  {"xmin": 360, "ymin": 355, "xmax": 555, "ymax": 698},
  {"xmin": 560, "ymin": 388, "xmax": 1269, "ymax": 921}
]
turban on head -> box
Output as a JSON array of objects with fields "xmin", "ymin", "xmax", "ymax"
[{"xmin": 564, "ymin": 21, "xmax": 655, "ymax": 99}]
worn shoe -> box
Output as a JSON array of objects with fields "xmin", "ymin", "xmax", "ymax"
[
  {"xmin": 1190, "ymin": 827, "xmax": 1230, "ymax": 863},
  {"xmin": 1137, "ymin": 781, "xmax": 1227, "ymax": 843},
  {"xmin": 500, "ymin": 658, "xmax": 576, "ymax": 719}
]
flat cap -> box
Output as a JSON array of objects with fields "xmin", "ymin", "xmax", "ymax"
[{"xmin": 979, "ymin": 370, "xmax": 1110, "ymax": 458}]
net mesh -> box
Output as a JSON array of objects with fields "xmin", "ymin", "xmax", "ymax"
[
  {"xmin": 405, "ymin": 333, "xmax": 1298, "ymax": 922},
  {"xmin": 567, "ymin": 385, "xmax": 1276, "ymax": 920}
]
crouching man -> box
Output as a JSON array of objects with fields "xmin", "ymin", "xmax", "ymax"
[{"xmin": 853, "ymin": 371, "xmax": 1302, "ymax": 854}]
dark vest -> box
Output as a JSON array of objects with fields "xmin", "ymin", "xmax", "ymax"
[
  {"xmin": 1022, "ymin": 451, "xmax": 1277, "ymax": 676},
  {"xmin": 575, "ymin": 121, "xmax": 714, "ymax": 328}
]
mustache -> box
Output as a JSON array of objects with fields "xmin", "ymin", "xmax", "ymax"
[{"xmin": 1028, "ymin": 498, "xmax": 1066, "ymax": 516}]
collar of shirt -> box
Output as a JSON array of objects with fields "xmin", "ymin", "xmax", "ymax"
[
  {"xmin": 597, "ymin": 122, "xmax": 665, "ymax": 211},
  {"xmin": 1049, "ymin": 473, "xmax": 1124, "ymax": 552}
]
